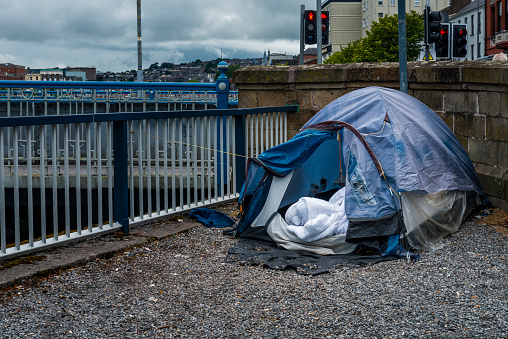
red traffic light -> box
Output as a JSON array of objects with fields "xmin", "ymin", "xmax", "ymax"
[
  {"xmin": 307, "ymin": 12, "xmax": 315, "ymax": 21},
  {"xmin": 459, "ymin": 28, "xmax": 467, "ymax": 36},
  {"xmin": 321, "ymin": 13, "xmax": 328, "ymax": 20},
  {"xmin": 440, "ymin": 28, "xmax": 448, "ymax": 36}
]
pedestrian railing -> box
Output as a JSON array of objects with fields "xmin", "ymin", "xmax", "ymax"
[{"xmin": 0, "ymin": 105, "xmax": 297, "ymax": 260}]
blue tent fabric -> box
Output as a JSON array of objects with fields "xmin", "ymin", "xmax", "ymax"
[{"xmin": 189, "ymin": 208, "xmax": 235, "ymax": 228}]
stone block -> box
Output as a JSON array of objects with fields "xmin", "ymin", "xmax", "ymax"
[
  {"xmin": 233, "ymin": 66, "xmax": 290, "ymax": 84},
  {"xmin": 454, "ymin": 114, "xmax": 485, "ymax": 138},
  {"xmin": 456, "ymin": 135, "xmax": 469, "ymax": 152},
  {"xmin": 469, "ymin": 139, "xmax": 494, "ymax": 164},
  {"xmin": 409, "ymin": 63, "xmax": 461, "ymax": 83},
  {"xmin": 462, "ymin": 64, "xmax": 507, "ymax": 84},
  {"xmin": 501, "ymin": 93, "xmax": 508, "ymax": 119},
  {"xmin": 256, "ymin": 89, "xmax": 290, "ymax": 108},
  {"xmin": 444, "ymin": 91, "xmax": 477, "ymax": 113},
  {"xmin": 345, "ymin": 63, "xmax": 399, "ymax": 82},
  {"xmin": 414, "ymin": 90, "xmax": 443, "ymax": 112},
  {"xmin": 486, "ymin": 117, "xmax": 508, "ymax": 142},
  {"xmin": 478, "ymin": 91, "xmax": 501, "ymax": 116},
  {"xmin": 494, "ymin": 141, "xmax": 508, "ymax": 168},
  {"xmin": 294, "ymin": 65, "xmax": 347, "ymax": 83},
  {"xmin": 474, "ymin": 163, "xmax": 507, "ymax": 199},
  {"xmin": 435, "ymin": 111, "xmax": 454, "ymax": 131},
  {"xmin": 238, "ymin": 91, "xmax": 259, "ymax": 108}
]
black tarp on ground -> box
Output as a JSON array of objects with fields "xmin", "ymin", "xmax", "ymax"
[{"xmin": 225, "ymin": 227, "xmax": 401, "ymax": 275}]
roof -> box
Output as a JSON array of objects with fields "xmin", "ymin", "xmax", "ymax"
[{"xmin": 452, "ymin": 0, "xmax": 484, "ymax": 17}]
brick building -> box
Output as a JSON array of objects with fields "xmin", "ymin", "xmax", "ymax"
[
  {"xmin": 0, "ymin": 63, "xmax": 26, "ymax": 80},
  {"xmin": 486, "ymin": 0, "xmax": 508, "ymax": 55}
]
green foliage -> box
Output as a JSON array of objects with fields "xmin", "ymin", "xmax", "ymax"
[
  {"xmin": 325, "ymin": 11, "xmax": 424, "ymax": 64},
  {"xmin": 214, "ymin": 64, "xmax": 241, "ymax": 80},
  {"xmin": 160, "ymin": 62, "xmax": 174, "ymax": 69},
  {"xmin": 148, "ymin": 62, "xmax": 159, "ymax": 70}
]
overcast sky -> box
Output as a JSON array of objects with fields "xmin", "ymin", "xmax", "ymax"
[{"xmin": 1, "ymin": 0, "xmax": 319, "ymax": 73}]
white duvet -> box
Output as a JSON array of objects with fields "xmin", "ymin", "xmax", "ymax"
[{"xmin": 284, "ymin": 187, "xmax": 349, "ymax": 242}]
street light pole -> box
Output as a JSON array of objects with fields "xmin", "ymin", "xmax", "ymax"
[{"xmin": 137, "ymin": 0, "xmax": 143, "ymax": 82}]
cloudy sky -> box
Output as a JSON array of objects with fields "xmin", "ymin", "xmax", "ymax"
[{"xmin": 1, "ymin": 0, "xmax": 319, "ymax": 72}]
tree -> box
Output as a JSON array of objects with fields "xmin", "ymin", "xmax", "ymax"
[
  {"xmin": 214, "ymin": 64, "xmax": 241, "ymax": 81},
  {"xmin": 325, "ymin": 11, "xmax": 424, "ymax": 64},
  {"xmin": 148, "ymin": 62, "xmax": 159, "ymax": 70}
]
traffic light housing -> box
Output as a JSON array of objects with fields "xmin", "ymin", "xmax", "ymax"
[
  {"xmin": 321, "ymin": 11, "xmax": 329, "ymax": 45},
  {"xmin": 435, "ymin": 23, "xmax": 450, "ymax": 58},
  {"xmin": 452, "ymin": 24, "xmax": 468, "ymax": 58},
  {"xmin": 304, "ymin": 10, "xmax": 317, "ymax": 45},
  {"xmin": 424, "ymin": 6, "xmax": 441, "ymax": 45}
]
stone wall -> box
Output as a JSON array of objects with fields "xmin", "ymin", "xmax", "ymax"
[{"xmin": 232, "ymin": 61, "xmax": 508, "ymax": 211}]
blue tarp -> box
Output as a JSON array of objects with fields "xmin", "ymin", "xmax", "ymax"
[{"xmin": 189, "ymin": 208, "xmax": 235, "ymax": 228}]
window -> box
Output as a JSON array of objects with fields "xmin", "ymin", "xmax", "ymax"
[
  {"xmin": 465, "ymin": 17, "xmax": 467, "ymax": 26},
  {"xmin": 471, "ymin": 15, "xmax": 474, "ymax": 35},
  {"xmin": 378, "ymin": 0, "xmax": 383, "ymax": 5},
  {"xmin": 471, "ymin": 44, "xmax": 475, "ymax": 59},
  {"xmin": 478, "ymin": 11, "xmax": 481, "ymax": 33},
  {"xmin": 478, "ymin": 43, "xmax": 481, "ymax": 58},
  {"xmin": 498, "ymin": 2, "xmax": 502, "ymax": 32},
  {"xmin": 390, "ymin": 0, "xmax": 395, "ymax": 5},
  {"xmin": 378, "ymin": 12, "xmax": 384, "ymax": 17},
  {"xmin": 363, "ymin": 18, "xmax": 367, "ymax": 28},
  {"xmin": 415, "ymin": 0, "xmax": 419, "ymax": 6}
]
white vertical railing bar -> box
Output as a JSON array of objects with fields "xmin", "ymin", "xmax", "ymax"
[
  {"xmin": 146, "ymin": 119, "xmax": 152, "ymax": 218},
  {"xmin": 185, "ymin": 119, "xmax": 191, "ymax": 207},
  {"xmin": 86, "ymin": 123, "xmax": 92, "ymax": 232},
  {"xmin": 96, "ymin": 122, "xmax": 103, "ymax": 229},
  {"xmin": 219, "ymin": 117, "xmax": 225, "ymax": 199},
  {"xmin": 260, "ymin": 114, "xmax": 264, "ymax": 154},
  {"xmin": 200, "ymin": 117, "xmax": 205, "ymax": 204},
  {"xmin": 129, "ymin": 121, "xmax": 135, "ymax": 221},
  {"xmin": 40, "ymin": 126, "xmax": 47, "ymax": 242},
  {"xmin": 27, "ymin": 127, "xmax": 34, "ymax": 245},
  {"xmin": 231, "ymin": 116, "xmax": 236, "ymax": 197},
  {"xmin": 213, "ymin": 116, "xmax": 218, "ymax": 200},
  {"xmin": 163, "ymin": 119, "xmax": 169, "ymax": 213},
  {"xmin": 75, "ymin": 123, "xmax": 81, "ymax": 235},
  {"xmin": 0, "ymin": 128, "xmax": 6, "ymax": 253},
  {"xmin": 64, "ymin": 124, "xmax": 70, "ymax": 237},
  {"xmin": 255, "ymin": 114, "xmax": 259, "ymax": 158},
  {"xmin": 178, "ymin": 119, "xmax": 184, "ymax": 209},
  {"xmin": 138, "ymin": 120, "xmax": 144, "ymax": 219},
  {"xmin": 13, "ymin": 126, "xmax": 20, "ymax": 250},
  {"xmin": 192, "ymin": 117, "xmax": 198, "ymax": 206},
  {"xmin": 284, "ymin": 112, "xmax": 288, "ymax": 143},
  {"xmin": 107, "ymin": 121, "xmax": 113, "ymax": 225},
  {"xmin": 206, "ymin": 117, "xmax": 212, "ymax": 202},
  {"xmin": 51, "ymin": 124, "xmax": 58, "ymax": 241},
  {"xmin": 155, "ymin": 119, "xmax": 160, "ymax": 215},
  {"xmin": 171, "ymin": 119, "xmax": 177, "ymax": 211},
  {"xmin": 275, "ymin": 112, "xmax": 280, "ymax": 146}
]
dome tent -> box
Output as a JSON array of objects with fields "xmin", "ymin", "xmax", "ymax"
[{"xmin": 234, "ymin": 87, "xmax": 484, "ymax": 258}]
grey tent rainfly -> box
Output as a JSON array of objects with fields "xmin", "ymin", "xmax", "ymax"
[{"xmin": 201, "ymin": 87, "xmax": 484, "ymax": 274}]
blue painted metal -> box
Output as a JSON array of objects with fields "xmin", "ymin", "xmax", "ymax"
[
  {"xmin": 397, "ymin": 0, "xmax": 408, "ymax": 94},
  {"xmin": 0, "ymin": 106, "xmax": 298, "ymax": 127},
  {"xmin": 215, "ymin": 61, "xmax": 230, "ymax": 193},
  {"xmin": 113, "ymin": 121, "xmax": 129, "ymax": 233}
]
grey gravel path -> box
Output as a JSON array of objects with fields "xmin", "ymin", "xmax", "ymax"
[{"xmin": 0, "ymin": 216, "xmax": 506, "ymax": 338}]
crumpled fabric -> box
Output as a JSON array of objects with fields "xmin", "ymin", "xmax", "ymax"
[
  {"xmin": 189, "ymin": 208, "xmax": 235, "ymax": 228},
  {"xmin": 284, "ymin": 188, "xmax": 349, "ymax": 242}
]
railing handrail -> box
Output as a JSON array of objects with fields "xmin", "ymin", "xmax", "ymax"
[
  {"xmin": 0, "ymin": 80, "xmax": 221, "ymax": 91},
  {"xmin": 0, "ymin": 106, "xmax": 298, "ymax": 127}
]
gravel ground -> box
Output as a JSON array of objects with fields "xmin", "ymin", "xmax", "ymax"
[{"xmin": 0, "ymin": 209, "xmax": 506, "ymax": 338}]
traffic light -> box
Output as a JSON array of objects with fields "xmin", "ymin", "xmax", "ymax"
[
  {"xmin": 321, "ymin": 11, "xmax": 329, "ymax": 45},
  {"xmin": 452, "ymin": 24, "xmax": 468, "ymax": 58},
  {"xmin": 435, "ymin": 23, "xmax": 450, "ymax": 58},
  {"xmin": 424, "ymin": 6, "xmax": 441, "ymax": 45},
  {"xmin": 304, "ymin": 10, "xmax": 317, "ymax": 45}
]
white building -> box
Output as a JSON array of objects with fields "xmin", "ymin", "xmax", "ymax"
[
  {"xmin": 321, "ymin": 0, "xmax": 451, "ymax": 59},
  {"xmin": 449, "ymin": 0, "xmax": 485, "ymax": 60}
]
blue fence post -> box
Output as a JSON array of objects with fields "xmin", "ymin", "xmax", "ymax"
[
  {"xmin": 234, "ymin": 115, "xmax": 246, "ymax": 193},
  {"xmin": 113, "ymin": 120, "xmax": 129, "ymax": 233},
  {"xmin": 215, "ymin": 61, "xmax": 230, "ymax": 194}
]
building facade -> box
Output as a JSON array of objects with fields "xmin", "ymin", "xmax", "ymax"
[
  {"xmin": 0, "ymin": 63, "xmax": 26, "ymax": 80},
  {"xmin": 322, "ymin": 0, "xmax": 363, "ymax": 58},
  {"xmin": 450, "ymin": 0, "xmax": 486, "ymax": 60},
  {"xmin": 322, "ymin": 0, "xmax": 450, "ymax": 59},
  {"xmin": 485, "ymin": 0, "xmax": 508, "ymax": 55}
]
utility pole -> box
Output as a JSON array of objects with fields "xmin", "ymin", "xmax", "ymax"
[
  {"xmin": 300, "ymin": 5, "xmax": 305, "ymax": 65},
  {"xmin": 137, "ymin": 0, "xmax": 143, "ymax": 82},
  {"xmin": 397, "ymin": 0, "xmax": 408, "ymax": 93},
  {"xmin": 316, "ymin": 0, "xmax": 322, "ymax": 64}
]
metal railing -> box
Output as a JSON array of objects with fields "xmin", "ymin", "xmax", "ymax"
[{"xmin": 0, "ymin": 105, "xmax": 297, "ymax": 260}]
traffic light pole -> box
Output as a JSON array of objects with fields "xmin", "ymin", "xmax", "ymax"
[
  {"xmin": 316, "ymin": 0, "xmax": 322, "ymax": 64},
  {"xmin": 300, "ymin": 5, "xmax": 305, "ymax": 65},
  {"xmin": 397, "ymin": 0, "xmax": 408, "ymax": 94}
]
